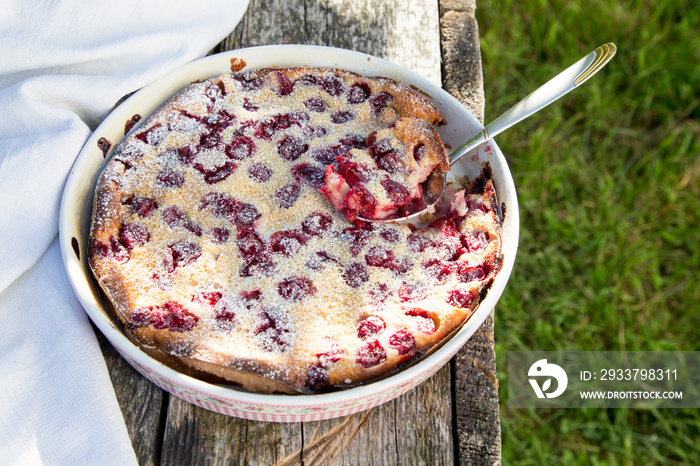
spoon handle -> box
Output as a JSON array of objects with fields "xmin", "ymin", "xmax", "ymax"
[{"xmin": 449, "ymin": 42, "xmax": 617, "ymax": 165}]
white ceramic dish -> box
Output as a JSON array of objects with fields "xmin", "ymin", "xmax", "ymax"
[{"xmin": 59, "ymin": 45, "xmax": 519, "ymax": 422}]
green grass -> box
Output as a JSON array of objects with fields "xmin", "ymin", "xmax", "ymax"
[{"xmin": 475, "ymin": 0, "xmax": 700, "ymax": 464}]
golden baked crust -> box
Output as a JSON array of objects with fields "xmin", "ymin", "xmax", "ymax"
[{"xmin": 89, "ymin": 67, "xmax": 502, "ymax": 393}]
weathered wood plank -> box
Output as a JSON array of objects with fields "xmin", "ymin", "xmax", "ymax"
[
  {"xmin": 160, "ymin": 396, "xmax": 301, "ymax": 465},
  {"xmin": 440, "ymin": 2, "xmax": 502, "ymax": 464},
  {"xmin": 95, "ymin": 327, "xmax": 165, "ymax": 466}
]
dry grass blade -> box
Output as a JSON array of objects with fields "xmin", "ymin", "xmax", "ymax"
[{"xmin": 274, "ymin": 408, "xmax": 375, "ymax": 466}]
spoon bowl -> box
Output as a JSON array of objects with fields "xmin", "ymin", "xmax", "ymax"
[{"xmin": 360, "ymin": 42, "xmax": 617, "ymax": 224}]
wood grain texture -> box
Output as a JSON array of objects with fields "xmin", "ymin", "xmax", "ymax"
[
  {"xmin": 440, "ymin": 2, "xmax": 502, "ymax": 464},
  {"xmin": 95, "ymin": 328, "xmax": 165, "ymax": 466}
]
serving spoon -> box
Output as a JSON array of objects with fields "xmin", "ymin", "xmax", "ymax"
[{"xmin": 362, "ymin": 42, "xmax": 617, "ymax": 224}]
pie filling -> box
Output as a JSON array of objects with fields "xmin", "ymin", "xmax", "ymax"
[{"xmin": 89, "ymin": 65, "xmax": 503, "ymax": 394}]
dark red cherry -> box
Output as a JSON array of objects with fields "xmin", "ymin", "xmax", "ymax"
[
  {"xmin": 381, "ymin": 179, "xmax": 411, "ymax": 205},
  {"xmin": 156, "ymin": 169, "xmax": 185, "ymax": 188},
  {"xmin": 278, "ymin": 135, "xmax": 309, "ymax": 161},
  {"xmin": 304, "ymin": 97, "xmax": 327, "ymax": 112},
  {"xmin": 356, "ymin": 340, "xmax": 386, "ymax": 368},
  {"xmin": 236, "ymin": 230, "xmax": 267, "ymax": 258},
  {"xmin": 213, "ymin": 306, "xmax": 237, "ymax": 332},
  {"xmin": 274, "ymin": 183, "xmax": 301, "ymax": 208},
  {"xmin": 193, "ymin": 290, "xmax": 222, "ymax": 306},
  {"xmin": 273, "ymin": 71, "xmax": 294, "ymax": 96},
  {"xmin": 331, "ymin": 111, "xmax": 354, "ymax": 124},
  {"xmin": 291, "ymin": 163, "xmax": 325, "ymax": 188},
  {"xmin": 97, "ymin": 137, "xmax": 111, "ymax": 157},
  {"xmin": 364, "ymin": 245, "xmax": 395, "ymax": 269},
  {"xmin": 347, "ymin": 82, "xmax": 371, "ymax": 104},
  {"xmin": 301, "ymin": 212, "xmax": 333, "ymax": 236},
  {"xmin": 210, "ymin": 227, "xmax": 230, "ymax": 244},
  {"xmin": 270, "ymin": 229, "xmax": 309, "ymax": 255},
  {"xmin": 321, "ymin": 75, "xmax": 346, "ymax": 96},
  {"xmin": 369, "ymin": 91, "xmax": 393, "ymax": 113},
  {"xmin": 389, "ymin": 328, "xmax": 416, "ymax": 355},
  {"xmin": 130, "ymin": 301, "xmax": 199, "ymax": 332},
  {"xmin": 118, "ymin": 223, "xmax": 150, "ymax": 250},
  {"xmin": 162, "ymin": 206, "xmax": 203, "ymax": 236},
  {"xmin": 357, "ymin": 315, "xmax": 386, "ymax": 340},
  {"xmin": 233, "ymin": 72, "xmax": 264, "ymax": 91},
  {"xmin": 413, "ymin": 143, "xmax": 426, "ymax": 162},
  {"xmin": 247, "ymin": 162, "xmax": 272, "ymax": 183},
  {"xmin": 124, "ymin": 196, "xmax": 158, "ymax": 217},
  {"xmin": 225, "ymin": 136, "xmax": 256, "ymax": 160},
  {"xmin": 343, "ymin": 262, "xmax": 369, "ymax": 288},
  {"xmin": 446, "ymin": 289, "xmax": 477, "ymax": 308},
  {"xmin": 302, "ymin": 125, "xmax": 328, "ymax": 139},
  {"xmin": 194, "ymin": 161, "xmax": 237, "ymax": 184},
  {"xmin": 277, "ymin": 276, "xmax": 316, "ymax": 301},
  {"xmin": 165, "ymin": 241, "xmax": 202, "ymax": 271}
]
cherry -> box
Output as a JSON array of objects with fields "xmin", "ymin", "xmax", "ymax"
[
  {"xmin": 213, "ymin": 306, "xmax": 237, "ymax": 332},
  {"xmin": 272, "ymin": 71, "xmax": 294, "ymax": 96},
  {"xmin": 210, "ymin": 227, "xmax": 230, "ymax": 244},
  {"xmin": 242, "ymin": 98, "xmax": 259, "ymax": 111},
  {"xmin": 356, "ymin": 340, "xmax": 386, "ymax": 368},
  {"xmin": 199, "ymin": 192, "xmax": 237, "ymax": 219},
  {"xmin": 130, "ymin": 301, "xmax": 199, "ymax": 332},
  {"xmin": 236, "ymin": 230, "xmax": 267, "ymax": 258},
  {"xmin": 357, "ymin": 315, "xmax": 386, "ymax": 340},
  {"xmin": 306, "ymin": 361, "xmax": 330, "ymax": 392},
  {"xmin": 165, "ymin": 241, "xmax": 202, "ymax": 272},
  {"xmin": 124, "ymin": 196, "xmax": 158, "ymax": 217},
  {"xmin": 118, "ymin": 223, "xmax": 150, "ymax": 250},
  {"xmin": 311, "ymin": 146, "xmax": 339, "ymax": 165},
  {"xmin": 321, "ymin": 75, "xmax": 346, "ymax": 96},
  {"xmin": 270, "ymin": 229, "xmax": 309, "ymax": 255},
  {"xmin": 247, "ymin": 162, "xmax": 272, "ymax": 183},
  {"xmin": 377, "ymin": 153, "xmax": 405, "ymax": 174},
  {"xmin": 162, "ymin": 206, "xmax": 203, "ymax": 236},
  {"xmin": 339, "ymin": 227, "xmax": 372, "ymax": 256},
  {"xmin": 277, "ymin": 135, "xmax": 308, "ymax": 161},
  {"xmin": 156, "ymin": 169, "xmax": 185, "ymax": 188},
  {"xmin": 337, "ymin": 159, "xmax": 371, "ymax": 186},
  {"xmin": 464, "ymin": 231, "xmax": 489, "ymax": 252},
  {"xmin": 254, "ymin": 308, "xmax": 290, "ymax": 352},
  {"xmin": 407, "ymin": 234, "xmax": 435, "ymax": 252},
  {"xmin": 135, "ymin": 124, "xmax": 165, "ymax": 145},
  {"xmin": 166, "ymin": 111, "xmax": 198, "ymax": 133},
  {"xmin": 389, "ymin": 328, "xmax": 416, "ymax": 355},
  {"xmin": 446, "ymin": 289, "xmax": 477, "ymax": 308},
  {"xmin": 192, "ymin": 290, "xmax": 222, "ymax": 306},
  {"xmin": 233, "ymin": 72, "xmax": 264, "ymax": 91},
  {"xmin": 346, "ymin": 186, "xmax": 377, "ymax": 217},
  {"xmin": 377, "ymin": 227, "xmax": 400, "ymax": 243},
  {"xmin": 274, "ymin": 183, "xmax": 301, "ymax": 208},
  {"xmin": 194, "ymin": 161, "xmax": 237, "ymax": 184},
  {"xmin": 240, "ymin": 255, "xmax": 275, "ymax": 277},
  {"xmin": 343, "ymin": 262, "xmax": 369, "ymax": 288},
  {"xmin": 454, "ymin": 263, "xmax": 486, "ymax": 283},
  {"xmin": 405, "ymin": 308, "xmax": 436, "ymax": 334},
  {"xmin": 369, "ymin": 91, "xmax": 393, "ymax": 113},
  {"xmin": 381, "ymin": 178, "xmax": 411, "ymax": 205},
  {"xmin": 291, "ymin": 163, "xmax": 325, "ymax": 188},
  {"xmin": 199, "ymin": 130, "xmax": 221, "ymax": 149},
  {"xmin": 295, "ymin": 74, "xmax": 318, "ymax": 87},
  {"xmin": 304, "ymin": 97, "xmax": 327, "ymax": 112},
  {"xmin": 413, "ymin": 143, "xmax": 426, "ymax": 162},
  {"xmin": 422, "ymin": 259, "xmax": 452, "ymax": 283},
  {"xmin": 331, "ymin": 111, "xmax": 354, "ymax": 124},
  {"xmin": 177, "ymin": 146, "xmax": 197, "ymax": 165},
  {"xmin": 233, "ymin": 202, "xmax": 261, "ymax": 229},
  {"xmin": 277, "ymin": 276, "xmax": 316, "ymax": 301},
  {"xmin": 300, "ymin": 125, "xmax": 326, "ymax": 140},
  {"xmin": 347, "ymin": 82, "xmax": 371, "ymax": 104},
  {"xmin": 364, "ymin": 245, "xmax": 395, "ymax": 269},
  {"xmin": 225, "ymin": 136, "xmax": 256, "ymax": 160},
  {"xmin": 240, "ymin": 289, "xmax": 262, "ymax": 303},
  {"xmin": 301, "ymin": 212, "xmax": 333, "ymax": 236}
]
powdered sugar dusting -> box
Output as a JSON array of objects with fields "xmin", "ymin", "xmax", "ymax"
[{"xmin": 88, "ymin": 66, "xmax": 503, "ymax": 393}]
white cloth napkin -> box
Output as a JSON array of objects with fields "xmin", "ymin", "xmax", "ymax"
[{"xmin": 0, "ymin": 1, "xmax": 249, "ymax": 463}]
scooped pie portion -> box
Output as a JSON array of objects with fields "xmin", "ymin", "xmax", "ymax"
[{"xmin": 88, "ymin": 65, "xmax": 502, "ymax": 394}]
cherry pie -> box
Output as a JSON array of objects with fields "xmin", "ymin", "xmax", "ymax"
[{"xmin": 89, "ymin": 65, "xmax": 503, "ymax": 393}]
